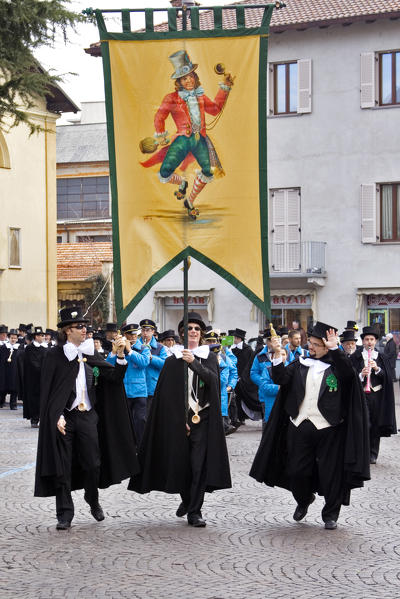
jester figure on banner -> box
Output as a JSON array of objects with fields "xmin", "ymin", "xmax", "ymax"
[{"xmin": 140, "ymin": 50, "xmax": 235, "ymax": 220}]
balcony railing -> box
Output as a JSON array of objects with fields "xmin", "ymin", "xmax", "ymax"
[{"xmin": 269, "ymin": 241, "xmax": 326, "ymax": 275}]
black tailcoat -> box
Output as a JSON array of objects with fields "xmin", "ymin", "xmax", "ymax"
[
  {"xmin": 4, "ymin": 344, "xmax": 24, "ymax": 393},
  {"xmin": 34, "ymin": 346, "xmax": 139, "ymax": 497},
  {"xmin": 250, "ymin": 349, "xmax": 370, "ymax": 502},
  {"xmin": 129, "ymin": 352, "xmax": 231, "ymax": 494},
  {"xmin": 232, "ymin": 344, "xmax": 261, "ymax": 413},
  {"xmin": 350, "ymin": 348, "xmax": 397, "ymax": 437},
  {"xmin": 23, "ymin": 344, "xmax": 47, "ymax": 419}
]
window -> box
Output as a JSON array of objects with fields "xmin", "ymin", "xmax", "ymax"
[
  {"xmin": 269, "ymin": 188, "xmax": 301, "ymax": 272},
  {"xmin": 361, "ymin": 183, "xmax": 400, "ymax": 243},
  {"xmin": 57, "ymin": 176, "xmax": 110, "ymax": 220},
  {"xmin": 269, "ymin": 59, "xmax": 311, "ymax": 115},
  {"xmin": 76, "ymin": 235, "xmax": 112, "ymax": 242},
  {"xmin": 57, "ymin": 236, "xmax": 63, "ymax": 243},
  {"xmin": 379, "ymin": 51, "xmax": 400, "ymax": 106},
  {"xmin": 361, "ymin": 51, "xmax": 400, "ymax": 108},
  {"xmin": 381, "ymin": 183, "xmax": 400, "ymax": 241},
  {"xmin": 9, "ymin": 227, "xmax": 21, "ymax": 267}
]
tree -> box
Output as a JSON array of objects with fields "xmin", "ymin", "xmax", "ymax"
[{"xmin": 0, "ymin": 0, "xmax": 85, "ymax": 134}]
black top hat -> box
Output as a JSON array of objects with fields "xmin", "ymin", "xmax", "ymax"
[
  {"xmin": 57, "ymin": 306, "xmax": 89, "ymax": 328},
  {"xmin": 33, "ymin": 326, "xmax": 45, "ymax": 336},
  {"xmin": 93, "ymin": 333, "xmax": 104, "ymax": 342},
  {"xmin": 8, "ymin": 329, "xmax": 18, "ymax": 336},
  {"xmin": 229, "ymin": 328, "xmax": 246, "ymax": 340},
  {"xmin": 278, "ymin": 326, "xmax": 289, "ymax": 336},
  {"xmin": 139, "ymin": 319, "xmax": 156, "ymax": 330},
  {"xmin": 340, "ymin": 330, "xmax": 357, "ymax": 342},
  {"xmin": 45, "ymin": 328, "xmax": 55, "ymax": 336},
  {"xmin": 105, "ymin": 322, "xmax": 118, "ymax": 332},
  {"xmin": 86, "ymin": 325, "xmax": 93, "ymax": 333},
  {"xmin": 121, "ymin": 323, "xmax": 140, "ymax": 334},
  {"xmin": 308, "ymin": 321, "xmax": 337, "ymax": 340},
  {"xmin": 205, "ymin": 325, "xmax": 213, "ymax": 333},
  {"xmin": 178, "ymin": 311, "xmax": 206, "ymax": 331},
  {"xmin": 360, "ymin": 326, "xmax": 379, "ymax": 340},
  {"xmin": 0, "ymin": 325, "xmax": 8, "ymax": 334},
  {"xmin": 345, "ymin": 320, "xmax": 358, "ymax": 331},
  {"xmin": 18, "ymin": 324, "xmax": 27, "ymax": 332}
]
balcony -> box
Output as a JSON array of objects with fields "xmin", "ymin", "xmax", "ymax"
[{"xmin": 269, "ymin": 241, "xmax": 326, "ymax": 276}]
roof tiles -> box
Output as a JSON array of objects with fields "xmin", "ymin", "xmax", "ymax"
[{"xmin": 57, "ymin": 242, "xmax": 113, "ymax": 281}]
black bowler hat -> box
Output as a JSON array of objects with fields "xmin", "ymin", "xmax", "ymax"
[
  {"xmin": 229, "ymin": 328, "xmax": 246, "ymax": 340},
  {"xmin": 360, "ymin": 326, "xmax": 379, "ymax": 340},
  {"xmin": 160, "ymin": 329, "xmax": 175, "ymax": 342},
  {"xmin": 340, "ymin": 330, "xmax": 357, "ymax": 342},
  {"xmin": 106, "ymin": 322, "xmax": 118, "ymax": 332},
  {"xmin": 308, "ymin": 321, "xmax": 337, "ymax": 340},
  {"xmin": 121, "ymin": 323, "xmax": 140, "ymax": 334},
  {"xmin": 178, "ymin": 311, "xmax": 206, "ymax": 331},
  {"xmin": 57, "ymin": 306, "xmax": 89, "ymax": 328},
  {"xmin": 140, "ymin": 318, "xmax": 156, "ymax": 330},
  {"xmin": 345, "ymin": 320, "xmax": 358, "ymax": 331}
]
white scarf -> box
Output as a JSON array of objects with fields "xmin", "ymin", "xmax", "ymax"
[
  {"xmin": 299, "ymin": 356, "xmax": 331, "ymax": 379},
  {"xmin": 33, "ymin": 340, "xmax": 47, "ymax": 348},
  {"xmin": 63, "ymin": 338, "xmax": 95, "ymax": 362},
  {"xmin": 170, "ymin": 344, "xmax": 210, "ymax": 360}
]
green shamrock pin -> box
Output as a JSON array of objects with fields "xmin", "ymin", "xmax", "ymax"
[
  {"xmin": 93, "ymin": 366, "xmax": 100, "ymax": 386},
  {"xmin": 326, "ymin": 373, "xmax": 337, "ymax": 392}
]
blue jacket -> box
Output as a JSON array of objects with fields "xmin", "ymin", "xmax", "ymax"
[
  {"xmin": 219, "ymin": 352, "xmax": 238, "ymax": 417},
  {"xmin": 106, "ymin": 340, "xmax": 150, "ymax": 398},
  {"xmin": 250, "ymin": 345, "xmax": 272, "ymax": 392},
  {"xmin": 139, "ymin": 336, "xmax": 168, "ymax": 396},
  {"xmin": 259, "ymin": 364, "xmax": 281, "ymax": 421},
  {"xmin": 284, "ymin": 343, "xmax": 309, "ymax": 363}
]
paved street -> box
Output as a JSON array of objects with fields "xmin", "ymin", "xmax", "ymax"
[{"xmin": 1, "ymin": 391, "xmax": 400, "ymax": 599}]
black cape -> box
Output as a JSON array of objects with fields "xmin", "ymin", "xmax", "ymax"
[
  {"xmin": 34, "ymin": 346, "xmax": 139, "ymax": 497},
  {"xmin": 129, "ymin": 352, "xmax": 231, "ymax": 494},
  {"xmin": 23, "ymin": 343, "xmax": 47, "ymax": 419},
  {"xmin": 232, "ymin": 344, "xmax": 262, "ymax": 416},
  {"xmin": 250, "ymin": 352, "xmax": 370, "ymax": 505},
  {"xmin": 350, "ymin": 348, "xmax": 397, "ymax": 437}
]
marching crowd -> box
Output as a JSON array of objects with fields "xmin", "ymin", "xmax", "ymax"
[{"xmin": 0, "ymin": 311, "xmax": 397, "ymax": 531}]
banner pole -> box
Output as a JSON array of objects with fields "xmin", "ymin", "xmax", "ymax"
[{"xmin": 183, "ymin": 256, "xmax": 189, "ymax": 419}]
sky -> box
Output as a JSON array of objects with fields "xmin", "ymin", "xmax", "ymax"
[{"xmin": 35, "ymin": 0, "xmax": 231, "ymax": 120}]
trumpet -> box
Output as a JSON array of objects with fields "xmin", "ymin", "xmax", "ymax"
[
  {"xmin": 364, "ymin": 347, "xmax": 372, "ymax": 393},
  {"xmin": 214, "ymin": 63, "xmax": 235, "ymax": 86}
]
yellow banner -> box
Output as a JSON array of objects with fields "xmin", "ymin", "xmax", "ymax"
[{"xmin": 108, "ymin": 36, "xmax": 264, "ymax": 312}]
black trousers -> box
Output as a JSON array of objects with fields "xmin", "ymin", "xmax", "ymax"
[
  {"xmin": 127, "ymin": 396, "xmax": 147, "ymax": 446},
  {"xmin": 180, "ymin": 408, "xmax": 209, "ymax": 517},
  {"xmin": 366, "ymin": 390, "xmax": 382, "ymax": 460},
  {"xmin": 287, "ymin": 420, "xmax": 345, "ymax": 523},
  {"xmin": 55, "ymin": 408, "xmax": 101, "ymax": 523}
]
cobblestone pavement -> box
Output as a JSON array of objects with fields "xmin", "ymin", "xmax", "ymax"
[{"xmin": 1, "ymin": 388, "xmax": 400, "ymax": 599}]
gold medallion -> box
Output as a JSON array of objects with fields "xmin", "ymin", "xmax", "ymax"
[
  {"xmin": 191, "ymin": 413, "xmax": 200, "ymax": 424},
  {"xmin": 78, "ymin": 402, "xmax": 86, "ymax": 412}
]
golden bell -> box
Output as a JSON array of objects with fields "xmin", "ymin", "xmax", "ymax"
[{"xmin": 78, "ymin": 402, "xmax": 86, "ymax": 412}]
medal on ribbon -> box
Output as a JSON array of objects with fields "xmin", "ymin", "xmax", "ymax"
[
  {"xmin": 93, "ymin": 366, "xmax": 100, "ymax": 386},
  {"xmin": 326, "ymin": 374, "xmax": 337, "ymax": 392}
]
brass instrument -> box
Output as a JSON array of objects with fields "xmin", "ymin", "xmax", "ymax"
[
  {"xmin": 269, "ymin": 323, "xmax": 278, "ymax": 338},
  {"xmin": 365, "ymin": 347, "xmax": 372, "ymax": 393}
]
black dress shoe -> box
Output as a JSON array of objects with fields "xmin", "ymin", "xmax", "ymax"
[
  {"xmin": 324, "ymin": 520, "xmax": 337, "ymax": 530},
  {"xmin": 90, "ymin": 505, "xmax": 105, "ymax": 521},
  {"xmin": 293, "ymin": 493, "xmax": 315, "ymax": 521},
  {"xmin": 370, "ymin": 457, "xmax": 377, "ymax": 464},
  {"xmin": 176, "ymin": 502, "xmax": 188, "ymax": 518},
  {"xmin": 187, "ymin": 514, "xmax": 206, "ymax": 527},
  {"xmin": 56, "ymin": 520, "xmax": 71, "ymax": 530},
  {"xmin": 10, "ymin": 406, "xmax": 18, "ymax": 410}
]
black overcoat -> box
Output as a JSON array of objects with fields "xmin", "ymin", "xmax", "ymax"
[
  {"xmin": 34, "ymin": 346, "xmax": 139, "ymax": 497},
  {"xmin": 129, "ymin": 352, "xmax": 231, "ymax": 494},
  {"xmin": 23, "ymin": 344, "xmax": 47, "ymax": 419},
  {"xmin": 0, "ymin": 344, "xmax": 7, "ymax": 393},
  {"xmin": 4, "ymin": 344, "xmax": 24, "ymax": 393},
  {"xmin": 350, "ymin": 348, "xmax": 397, "ymax": 437},
  {"xmin": 250, "ymin": 349, "xmax": 370, "ymax": 504}
]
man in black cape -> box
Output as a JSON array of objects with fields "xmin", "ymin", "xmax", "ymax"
[
  {"xmin": 229, "ymin": 327, "xmax": 261, "ymax": 422},
  {"xmin": 34, "ymin": 306, "xmax": 139, "ymax": 530},
  {"xmin": 23, "ymin": 326, "xmax": 47, "ymax": 427},
  {"xmin": 350, "ymin": 326, "xmax": 397, "ymax": 464},
  {"xmin": 250, "ymin": 322, "xmax": 370, "ymax": 530},
  {"xmin": 129, "ymin": 311, "xmax": 231, "ymax": 528}
]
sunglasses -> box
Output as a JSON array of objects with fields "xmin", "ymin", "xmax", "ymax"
[
  {"xmin": 188, "ymin": 326, "xmax": 201, "ymax": 331},
  {"xmin": 70, "ymin": 324, "xmax": 86, "ymax": 330}
]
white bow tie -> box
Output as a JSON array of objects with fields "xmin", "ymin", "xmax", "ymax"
[
  {"xmin": 63, "ymin": 338, "xmax": 95, "ymax": 362},
  {"xmin": 170, "ymin": 344, "xmax": 210, "ymax": 360},
  {"xmin": 299, "ymin": 356, "xmax": 331, "ymax": 375}
]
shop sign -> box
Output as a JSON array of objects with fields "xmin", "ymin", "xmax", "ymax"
[
  {"xmin": 367, "ymin": 294, "xmax": 400, "ymax": 307},
  {"xmin": 271, "ymin": 295, "xmax": 311, "ymax": 308}
]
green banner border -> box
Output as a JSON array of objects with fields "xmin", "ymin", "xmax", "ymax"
[{"xmin": 99, "ymin": 6, "xmax": 273, "ymax": 323}]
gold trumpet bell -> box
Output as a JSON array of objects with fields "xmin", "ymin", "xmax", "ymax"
[{"xmin": 214, "ymin": 63, "xmax": 226, "ymax": 76}]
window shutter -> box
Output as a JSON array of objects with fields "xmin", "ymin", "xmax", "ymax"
[
  {"xmin": 297, "ymin": 59, "xmax": 312, "ymax": 114},
  {"xmin": 360, "ymin": 52, "xmax": 376, "ymax": 108},
  {"xmin": 360, "ymin": 184, "xmax": 377, "ymax": 243},
  {"xmin": 286, "ymin": 189, "xmax": 301, "ymax": 270},
  {"xmin": 268, "ymin": 64, "xmax": 274, "ymax": 115},
  {"xmin": 270, "ymin": 189, "xmax": 286, "ymax": 271}
]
